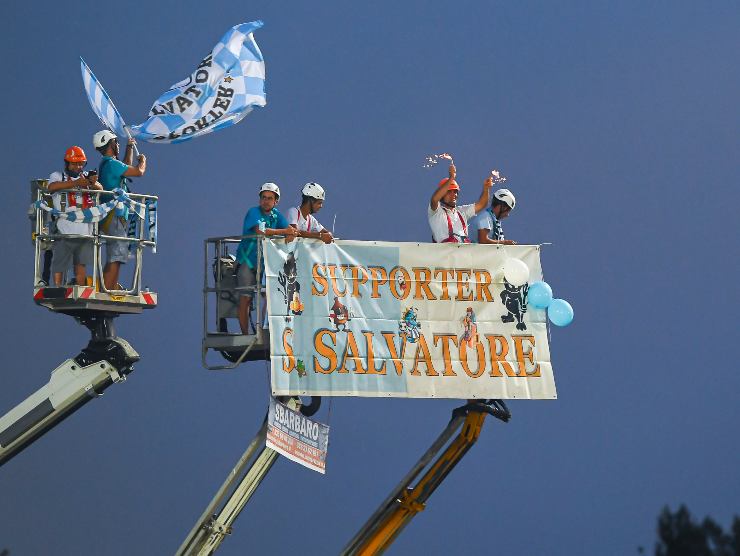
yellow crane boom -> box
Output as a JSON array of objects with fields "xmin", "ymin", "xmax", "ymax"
[{"xmin": 342, "ymin": 400, "xmax": 511, "ymax": 556}]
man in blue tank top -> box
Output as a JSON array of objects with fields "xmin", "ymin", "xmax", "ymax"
[{"xmin": 92, "ymin": 130, "xmax": 147, "ymax": 290}]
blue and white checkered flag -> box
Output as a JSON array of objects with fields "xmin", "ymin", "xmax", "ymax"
[
  {"xmin": 130, "ymin": 20, "xmax": 266, "ymax": 144},
  {"xmin": 80, "ymin": 58, "xmax": 128, "ymax": 138}
]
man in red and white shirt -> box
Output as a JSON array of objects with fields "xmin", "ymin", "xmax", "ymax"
[
  {"xmin": 428, "ymin": 164, "xmax": 493, "ymax": 243},
  {"xmin": 286, "ymin": 182, "xmax": 334, "ymax": 244},
  {"xmin": 47, "ymin": 146, "xmax": 103, "ymax": 286}
]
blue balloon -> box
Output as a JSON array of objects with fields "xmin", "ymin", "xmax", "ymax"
[
  {"xmin": 548, "ymin": 299, "xmax": 574, "ymax": 326},
  {"xmin": 527, "ymin": 281, "xmax": 553, "ymax": 309}
]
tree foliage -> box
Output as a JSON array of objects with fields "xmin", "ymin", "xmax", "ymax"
[{"xmin": 654, "ymin": 505, "xmax": 740, "ymax": 556}]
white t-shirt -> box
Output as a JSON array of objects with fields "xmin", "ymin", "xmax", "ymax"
[
  {"xmin": 48, "ymin": 171, "xmax": 93, "ymax": 236},
  {"xmin": 286, "ymin": 206, "xmax": 324, "ymax": 233},
  {"xmin": 427, "ymin": 203, "xmax": 476, "ymax": 243}
]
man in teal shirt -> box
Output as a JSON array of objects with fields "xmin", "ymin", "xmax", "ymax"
[
  {"xmin": 236, "ymin": 182, "xmax": 296, "ymax": 334},
  {"xmin": 92, "ymin": 130, "xmax": 147, "ymax": 290}
]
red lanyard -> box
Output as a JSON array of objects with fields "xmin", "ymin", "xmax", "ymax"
[{"xmin": 434, "ymin": 207, "xmax": 469, "ymax": 243}]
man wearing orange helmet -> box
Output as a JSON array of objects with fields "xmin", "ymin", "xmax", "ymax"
[
  {"xmin": 47, "ymin": 146, "xmax": 103, "ymax": 286},
  {"xmin": 428, "ymin": 163, "xmax": 493, "ymax": 243}
]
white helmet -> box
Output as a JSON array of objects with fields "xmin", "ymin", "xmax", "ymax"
[
  {"xmin": 93, "ymin": 130, "xmax": 117, "ymax": 149},
  {"xmin": 302, "ymin": 182, "xmax": 325, "ymax": 200},
  {"xmin": 494, "ymin": 188, "xmax": 516, "ymax": 210},
  {"xmin": 259, "ymin": 182, "xmax": 281, "ymax": 198}
]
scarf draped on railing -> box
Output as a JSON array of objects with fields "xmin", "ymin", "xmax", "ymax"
[
  {"xmin": 33, "ymin": 188, "xmax": 145, "ymax": 223},
  {"xmin": 33, "ymin": 189, "xmax": 157, "ymax": 252},
  {"xmin": 125, "ymin": 199, "xmax": 158, "ymax": 254}
]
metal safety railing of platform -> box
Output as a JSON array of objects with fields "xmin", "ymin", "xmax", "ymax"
[
  {"xmin": 29, "ymin": 179, "xmax": 158, "ymax": 311},
  {"xmin": 202, "ymin": 235, "xmax": 270, "ymax": 370}
]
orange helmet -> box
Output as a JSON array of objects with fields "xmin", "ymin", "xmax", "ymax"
[
  {"xmin": 438, "ymin": 177, "xmax": 459, "ymax": 191},
  {"xmin": 64, "ymin": 146, "xmax": 87, "ymax": 163}
]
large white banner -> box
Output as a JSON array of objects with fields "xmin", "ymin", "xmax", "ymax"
[{"xmin": 265, "ymin": 239, "xmax": 556, "ymax": 400}]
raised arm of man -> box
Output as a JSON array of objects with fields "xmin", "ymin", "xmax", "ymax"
[
  {"xmin": 430, "ymin": 164, "xmax": 457, "ymax": 211},
  {"xmin": 473, "ymin": 176, "xmax": 494, "ymax": 213},
  {"xmin": 123, "ymin": 138, "xmax": 146, "ymax": 177}
]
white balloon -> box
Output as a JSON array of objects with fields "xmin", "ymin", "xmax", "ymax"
[{"xmin": 502, "ymin": 258, "xmax": 529, "ymax": 287}]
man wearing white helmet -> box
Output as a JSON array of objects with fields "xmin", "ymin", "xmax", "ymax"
[
  {"xmin": 235, "ymin": 182, "xmax": 297, "ymax": 334},
  {"xmin": 92, "ymin": 130, "xmax": 147, "ymax": 289},
  {"xmin": 469, "ymin": 188, "xmax": 517, "ymax": 245},
  {"xmin": 285, "ymin": 182, "xmax": 333, "ymax": 244}
]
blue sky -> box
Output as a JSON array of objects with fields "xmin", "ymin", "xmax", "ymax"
[{"xmin": 1, "ymin": 2, "xmax": 738, "ymax": 554}]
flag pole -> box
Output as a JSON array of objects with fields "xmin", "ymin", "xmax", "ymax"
[
  {"xmin": 124, "ymin": 126, "xmax": 140, "ymax": 158},
  {"xmin": 80, "ymin": 57, "xmax": 140, "ymax": 157}
]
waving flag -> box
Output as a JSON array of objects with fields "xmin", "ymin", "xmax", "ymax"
[
  {"xmin": 80, "ymin": 21, "xmax": 266, "ymax": 145},
  {"xmin": 131, "ymin": 20, "xmax": 266, "ymax": 144},
  {"xmin": 80, "ymin": 58, "xmax": 129, "ymax": 138}
]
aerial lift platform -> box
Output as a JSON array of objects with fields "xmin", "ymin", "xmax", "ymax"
[
  {"xmin": 177, "ymin": 235, "xmax": 301, "ymax": 555},
  {"xmin": 192, "ymin": 236, "xmax": 512, "ymax": 554},
  {"xmin": 0, "ymin": 180, "xmax": 158, "ymax": 466},
  {"xmin": 202, "ymin": 235, "xmax": 271, "ymax": 369}
]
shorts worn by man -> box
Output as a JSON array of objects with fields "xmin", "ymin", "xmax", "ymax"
[
  {"xmin": 47, "ymin": 146, "xmax": 103, "ymax": 286},
  {"xmin": 235, "ymin": 182, "xmax": 297, "ymax": 334},
  {"xmin": 93, "ymin": 130, "xmax": 147, "ymax": 290},
  {"xmin": 428, "ymin": 163, "xmax": 493, "ymax": 243}
]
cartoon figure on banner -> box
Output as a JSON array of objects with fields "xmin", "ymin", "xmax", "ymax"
[
  {"xmin": 399, "ymin": 307, "xmax": 421, "ymax": 343},
  {"xmin": 296, "ymin": 359, "xmax": 307, "ymax": 378},
  {"xmin": 290, "ymin": 291, "xmax": 304, "ymax": 315},
  {"xmin": 461, "ymin": 307, "xmax": 478, "ymax": 347},
  {"xmin": 501, "ymin": 280, "xmax": 529, "ymax": 331},
  {"xmin": 278, "ymin": 252, "xmax": 303, "ymax": 318},
  {"xmin": 329, "ymin": 297, "xmax": 352, "ymax": 332},
  {"xmin": 397, "ymin": 274, "xmax": 408, "ymax": 296}
]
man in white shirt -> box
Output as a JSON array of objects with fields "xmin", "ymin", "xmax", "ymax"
[
  {"xmin": 47, "ymin": 146, "xmax": 103, "ymax": 286},
  {"xmin": 428, "ymin": 164, "xmax": 493, "ymax": 243},
  {"xmin": 286, "ymin": 182, "xmax": 334, "ymax": 244}
]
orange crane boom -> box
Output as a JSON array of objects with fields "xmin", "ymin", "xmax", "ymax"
[{"xmin": 342, "ymin": 400, "xmax": 511, "ymax": 556}]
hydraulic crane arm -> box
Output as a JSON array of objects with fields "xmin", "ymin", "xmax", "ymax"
[
  {"xmin": 177, "ymin": 396, "xmax": 321, "ymax": 556},
  {"xmin": 176, "ymin": 420, "xmax": 278, "ymax": 556},
  {"xmin": 0, "ymin": 315, "xmax": 139, "ymax": 467},
  {"xmin": 341, "ymin": 400, "xmax": 511, "ymax": 556}
]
